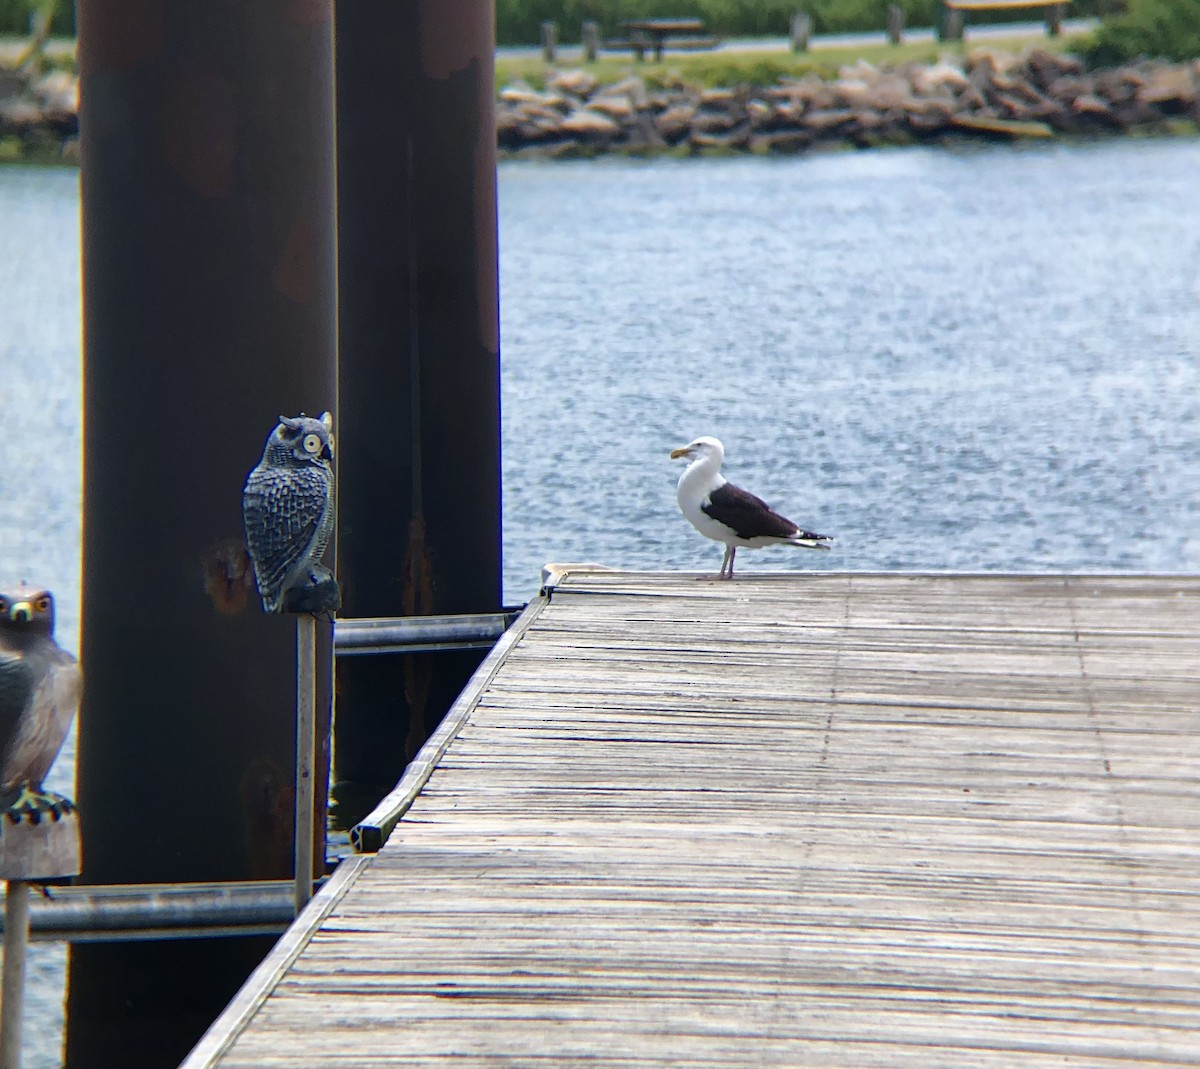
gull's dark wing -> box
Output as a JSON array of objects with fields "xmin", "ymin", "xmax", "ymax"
[{"xmin": 702, "ymin": 482, "xmax": 800, "ymax": 541}]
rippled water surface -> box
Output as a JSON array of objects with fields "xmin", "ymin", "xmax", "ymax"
[
  {"xmin": 0, "ymin": 164, "xmax": 79, "ymax": 1069},
  {"xmin": 2, "ymin": 136, "xmax": 1199, "ymax": 1065},
  {"xmin": 499, "ymin": 140, "xmax": 1200, "ymax": 592}
]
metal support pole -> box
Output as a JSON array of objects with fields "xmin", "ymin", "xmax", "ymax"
[
  {"xmin": 0, "ymin": 881, "xmax": 30, "ymax": 1069},
  {"xmin": 294, "ymin": 616, "xmax": 316, "ymax": 915},
  {"xmin": 67, "ymin": 0, "xmax": 336, "ymax": 1063},
  {"xmin": 334, "ymin": 0, "xmax": 502, "ymax": 828}
]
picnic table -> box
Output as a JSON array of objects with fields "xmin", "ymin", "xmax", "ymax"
[
  {"xmin": 940, "ymin": 0, "xmax": 1070, "ymax": 38},
  {"xmin": 610, "ymin": 18, "xmax": 720, "ymax": 62}
]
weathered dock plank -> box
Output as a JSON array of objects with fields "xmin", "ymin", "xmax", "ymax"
[{"xmin": 185, "ymin": 571, "xmax": 1199, "ymax": 1068}]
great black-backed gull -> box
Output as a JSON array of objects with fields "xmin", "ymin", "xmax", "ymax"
[{"xmin": 670, "ymin": 436, "xmax": 831, "ymax": 579}]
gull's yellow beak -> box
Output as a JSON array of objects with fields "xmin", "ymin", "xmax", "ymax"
[{"xmin": 669, "ymin": 446, "xmax": 691, "ymax": 460}]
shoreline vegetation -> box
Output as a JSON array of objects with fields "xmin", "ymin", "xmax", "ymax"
[{"xmin": 1, "ymin": 38, "xmax": 1198, "ymax": 165}]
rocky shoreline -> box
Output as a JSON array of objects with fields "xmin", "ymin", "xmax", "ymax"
[
  {"xmin": 499, "ymin": 50, "xmax": 1200, "ymax": 157},
  {"xmin": 0, "ymin": 66, "xmax": 77, "ymax": 160},
  {"xmin": 2, "ymin": 49, "xmax": 1198, "ymax": 163}
]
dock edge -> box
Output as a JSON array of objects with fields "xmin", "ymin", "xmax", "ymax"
[{"xmin": 349, "ymin": 593, "xmax": 549, "ymax": 853}]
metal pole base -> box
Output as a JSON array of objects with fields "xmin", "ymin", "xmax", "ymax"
[
  {"xmin": 295, "ymin": 615, "xmax": 317, "ymax": 915},
  {"xmin": 1, "ymin": 881, "xmax": 30, "ymax": 1069}
]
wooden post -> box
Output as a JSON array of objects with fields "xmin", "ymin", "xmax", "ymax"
[
  {"xmin": 18, "ymin": 8, "xmax": 52, "ymax": 71},
  {"xmin": 540, "ymin": 20, "xmax": 558, "ymax": 63},
  {"xmin": 944, "ymin": 7, "xmax": 964, "ymax": 41},
  {"xmin": 581, "ymin": 20, "xmax": 599, "ymax": 62},
  {"xmin": 294, "ymin": 614, "xmax": 316, "ymax": 915},
  {"xmin": 1, "ymin": 799, "xmax": 81, "ymax": 1069},
  {"xmin": 27, "ymin": 8, "xmax": 50, "ymax": 38},
  {"xmin": 1046, "ymin": 3, "xmax": 1063, "ymax": 36},
  {"xmin": 790, "ymin": 12, "xmax": 811, "ymax": 53},
  {"xmin": 887, "ymin": 4, "xmax": 904, "ymax": 44}
]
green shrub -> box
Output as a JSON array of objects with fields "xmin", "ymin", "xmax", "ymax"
[
  {"xmin": 1081, "ymin": 0, "xmax": 1200, "ymax": 63},
  {"xmin": 0, "ymin": 0, "xmax": 74, "ymax": 36}
]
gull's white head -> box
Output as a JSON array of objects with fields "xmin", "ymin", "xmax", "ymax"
[{"xmin": 670, "ymin": 436, "xmax": 725, "ymax": 465}]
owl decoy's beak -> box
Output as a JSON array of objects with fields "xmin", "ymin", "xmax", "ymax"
[
  {"xmin": 9, "ymin": 601, "xmax": 33, "ymax": 623},
  {"xmin": 320, "ymin": 443, "xmax": 333, "ymax": 462}
]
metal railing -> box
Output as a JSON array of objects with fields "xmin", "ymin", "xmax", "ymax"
[
  {"xmin": 1, "ymin": 880, "xmax": 315, "ymax": 943},
  {"xmin": 6, "ymin": 611, "xmax": 522, "ymax": 944},
  {"xmin": 333, "ymin": 611, "xmax": 522, "ymax": 656}
]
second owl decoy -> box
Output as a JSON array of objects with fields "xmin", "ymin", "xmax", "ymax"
[
  {"xmin": 0, "ymin": 586, "xmax": 80, "ymax": 813},
  {"xmin": 242, "ymin": 412, "xmax": 335, "ymax": 614}
]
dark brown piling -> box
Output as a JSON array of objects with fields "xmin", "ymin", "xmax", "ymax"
[
  {"xmin": 65, "ymin": 1, "xmax": 337, "ymax": 1065},
  {"xmin": 333, "ymin": 0, "xmax": 502, "ymax": 825}
]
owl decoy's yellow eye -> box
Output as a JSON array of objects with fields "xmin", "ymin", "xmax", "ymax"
[
  {"xmin": 35, "ymin": 596, "xmax": 51, "ymax": 613},
  {"xmin": 302, "ymin": 434, "xmax": 322, "ymax": 455}
]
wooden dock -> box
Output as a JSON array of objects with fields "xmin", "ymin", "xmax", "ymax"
[{"xmin": 184, "ymin": 570, "xmax": 1200, "ymax": 1068}]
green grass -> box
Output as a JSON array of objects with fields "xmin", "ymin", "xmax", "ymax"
[
  {"xmin": 496, "ymin": 31, "xmax": 1092, "ymax": 90},
  {"xmin": 0, "ymin": 134, "xmax": 73, "ymax": 165}
]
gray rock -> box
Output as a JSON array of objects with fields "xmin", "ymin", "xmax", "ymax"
[
  {"xmin": 559, "ymin": 108, "xmax": 621, "ymax": 140},
  {"xmin": 751, "ymin": 129, "xmax": 814, "ymax": 153},
  {"xmin": 802, "ymin": 108, "xmax": 857, "ymax": 133},
  {"xmin": 690, "ymin": 122, "xmax": 751, "ymax": 151},
  {"xmin": 546, "ymin": 69, "xmax": 597, "ymax": 98},
  {"xmin": 1073, "ymin": 94, "xmax": 1112, "ymax": 115},
  {"xmin": 1024, "ymin": 48, "xmax": 1084, "ymax": 92},
  {"xmin": 910, "ymin": 62, "xmax": 970, "ymax": 95},
  {"xmin": 0, "ymin": 68, "xmax": 24, "ymax": 101},
  {"xmin": 692, "ymin": 108, "xmax": 739, "ymax": 134},
  {"xmin": 655, "ymin": 103, "xmax": 696, "ymax": 142},
  {"xmin": 606, "ymin": 77, "xmax": 649, "ymax": 108},
  {"xmin": 1137, "ymin": 66, "xmax": 1196, "ymax": 108}
]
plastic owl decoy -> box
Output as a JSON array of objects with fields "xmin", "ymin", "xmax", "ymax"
[
  {"xmin": 0, "ymin": 587, "xmax": 81, "ymax": 812},
  {"xmin": 242, "ymin": 412, "xmax": 335, "ymax": 614}
]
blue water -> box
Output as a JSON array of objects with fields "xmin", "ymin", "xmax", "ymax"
[
  {"xmin": 500, "ymin": 140, "xmax": 1200, "ymax": 588},
  {"xmin": 2, "ymin": 135, "xmax": 1199, "ymax": 1065},
  {"xmin": 0, "ymin": 164, "xmax": 79, "ymax": 1069}
]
